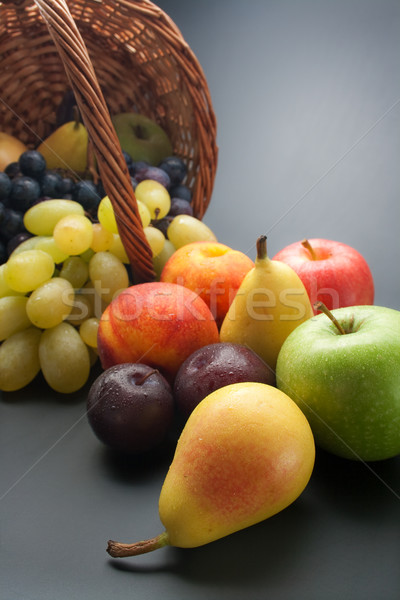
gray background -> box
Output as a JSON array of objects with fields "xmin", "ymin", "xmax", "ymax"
[{"xmin": 1, "ymin": 1, "xmax": 399, "ymax": 599}]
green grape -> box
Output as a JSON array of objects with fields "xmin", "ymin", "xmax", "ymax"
[
  {"xmin": 66, "ymin": 293, "xmax": 94, "ymax": 326},
  {"xmin": 35, "ymin": 236, "xmax": 69, "ymax": 264},
  {"xmin": 144, "ymin": 225, "xmax": 165, "ymax": 257},
  {"xmin": 90, "ymin": 222, "xmax": 114, "ymax": 252},
  {"xmin": 80, "ymin": 248, "xmax": 95, "ymax": 263},
  {"xmin": 0, "ymin": 327, "xmax": 42, "ymax": 392},
  {"xmin": 109, "ymin": 233, "xmax": 129, "ymax": 264},
  {"xmin": 153, "ymin": 239, "xmax": 176, "ymax": 279},
  {"xmin": 24, "ymin": 199, "xmax": 84, "ymax": 236},
  {"xmin": 137, "ymin": 199, "xmax": 151, "ymax": 227},
  {"xmin": 53, "ymin": 214, "xmax": 93, "ymax": 256},
  {"xmin": 26, "ymin": 277, "xmax": 74, "ymax": 329},
  {"xmin": 97, "ymin": 196, "xmax": 118, "ymax": 234},
  {"xmin": 59, "ymin": 256, "xmax": 89, "ymax": 289},
  {"xmin": 79, "ymin": 317, "xmax": 100, "ymax": 348},
  {"xmin": 4, "ymin": 249, "xmax": 55, "ymax": 293},
  {"xmin": 88, "ymin": 251, "xmax": 129, "ymax": 304},
  {"xmin": 0, "ymin": 264, "xmax": 24, "ymax": 298},
  {"xmin": 39, "ymin": 322, "xmax": 91, "ymax": 393},
  {"xmin": 0, "ymin": 295, "xmax": 31, "ymax": 341},
  {"xmin": 167, "ymin": 214, "xmax": 218, "ymax": 249},
  {"xmin": 135, "ymin": 179, "xmax": 171, "ymax": 219}
]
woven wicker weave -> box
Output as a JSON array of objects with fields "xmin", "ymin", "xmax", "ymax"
[{"xmin": 0, "ymin": 0, "xmax": 218, "ymax": 282}]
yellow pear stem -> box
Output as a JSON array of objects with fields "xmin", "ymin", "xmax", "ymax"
[
  {"xmin": 107, "ymin": 532, "xmax": 169, "ymax": 558},
  {"xmin": 256, "ymin": 235, "xmax": 268, "ymax": 261},
  {"xmin": 314, "ymin": 301, "xmax": 346, "ymax": 335},
  {"xmin": 72, "ymin": 105, "xmax": 81, "ymax": 130}
]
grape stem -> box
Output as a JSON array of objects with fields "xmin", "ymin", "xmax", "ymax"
[
  {"xmin": 314, "ymin": 301, "xmax": 346, "ymax": 335},
  {"xmin": 107, "ymin": 532, "xmax": 169, "ymax": 558}
]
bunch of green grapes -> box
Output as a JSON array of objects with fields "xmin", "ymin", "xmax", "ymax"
[{"xmin": 0, "ymin": 178, "xmax": 217, "ymax": 395}]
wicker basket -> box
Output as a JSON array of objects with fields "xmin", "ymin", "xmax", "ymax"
[{"xmin": 0, "ymin": 0, "xmax": 218, "ymax": 282}]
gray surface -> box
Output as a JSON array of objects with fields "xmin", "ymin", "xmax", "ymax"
[{"xmin": 1, "ymin": 1, "xmax": 400, "ymax": 599}]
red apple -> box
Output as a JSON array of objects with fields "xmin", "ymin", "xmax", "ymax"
[
  {"xmin": 272, "ymin": 238, "xmax": 374, "ymax": 313},
  {"xmin": 97, "ymin": 281, "xmax": 219, "ymax": 382},
  {"xmin": 160, "ymin": 241, "xmax": 254, "ymax": 327}
]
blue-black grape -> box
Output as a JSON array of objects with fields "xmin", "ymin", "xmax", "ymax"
[
  {"xmin": 0, "ymin": 239, "xmax": 7, "ymax": 264},
  {"xmin": 10, "ymin": 175, "xmax": 41, "ymax": 211},
  {"xmin": 72, "ymin": 179, "xmax": 100, "ymax": 212},
  {"xmin": 158, "ymin": 156, "xmax": 187, "ymax": 185},
  {"xmin": 0, "ymin": 173, "xmax": 12, "ymax": 201},
  {"xmin": 0, "ymin": 207, "xmax": 25, "ymax": 241},
  {"xmin": 40, "ymin": 170, "xmax": 64, "ymax": 197},
  {"xmin": 169, "ymin": 183, "xmax": 192, "ymax": 202},
  {"xmin": 18, "ymin": 150, "xmax": 47, "ymax": 179},
  {"xmin": 4, "ymin": 162, "xmax": 20, "ymax": 179},
  {"xmin": 6, "ymin": 231, "xmax": 32, "ymax": 256}
]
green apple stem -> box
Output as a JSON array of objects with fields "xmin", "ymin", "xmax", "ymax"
[
  {"xmin": 301, "ymin": 238, "xmax": 317, "ymax": 260},
  {"xmin": 256, "ymin": 235, "xmax": 268, "ymax": 261},
  {"xmin": 314, "ymin": 301, "xmax": 346, "ymax": 335},
  {"xmin": 107, "ymin": 531, "xmax": 169, "ymax": 558}
]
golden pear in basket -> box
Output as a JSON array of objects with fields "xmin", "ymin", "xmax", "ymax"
[
  {"xmin": 219, "ymin": 235, "xmax": 313, "ymax": 371},
  {"xmin": 112, "ymin": 112, "xmax": 172, "ymax": 165},
  {"xmin": 37, "ymin": 107, "xmax": 88, "ymax": 174},
  {"xmin": 107, "ymin": 382, "xmax": 315, "ymax": 557},
  {"xmin": 0, "ymin": 132, "xmax": 27, "ymax": 170}
]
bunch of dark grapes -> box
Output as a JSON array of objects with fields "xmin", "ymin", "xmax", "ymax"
[{"xmin": 0, "ymin": 149, "xmax": 192, "ymax": 264}]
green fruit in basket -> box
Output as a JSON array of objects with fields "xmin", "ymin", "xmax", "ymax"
[
  {"xmin": 37, "ymin": 114, "xmax": 88, "ymax": 174},
  {"xmin": 111, "ymin": 112, "xmax": 173, "ymax": 166}
]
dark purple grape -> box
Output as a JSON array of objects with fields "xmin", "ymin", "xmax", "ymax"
[
  {"xmin": 0, "ymin": 208, "xmax": 25, "ymax": 241},
  {"xmin": 9, "ymin": 175, "xmax": 41, "ymax": 211},
  {"xmin": 6, "ymin": 231, "xmax": 32, "ymax": 256},
  {"xmin": 169, "ymin": 183, "xmax": 192, "ymax": 202},
  {"xmin": 0, "ymin": 201, "xmax": 5, "ymax": 224},
  {"xmin": 4, "ymin": 162, "xmax": 21, "ymax": 179},
  {"xmin": 18, "ymin": 150, "xmax": 47, "ymax": 179},
  {"xmin": 72, "ymin": 180, "xmax": 100, "ymax": 212},
  {"xmin": 40, "ymin": 171, "xmax": 64, "ymax": 197},
  {"xmin": 134, "ymin": 165, "xmax": 171, "ymax": 189},
  {"xmin": 168, "ymin": 197, "xmax": 193, "ymax": 217},
  {"xmin": 151, "ymin": 215, "xmax": 173, "ymax": 238},
  {"xmin": 174, "ymin": 342, "xmax": 276, "ymax": 420},
  {"xmin": 0, "ymin": 172, "xmax": 12, "ymax": 201},
  {"xmin": 130, "ymin": 160, "xmax": 150, "ymax": 178},
  {"xmin": 130, "ymin": 176, "xmax": 138, "ymax": 190},
  {"xmin": 158, "ymin": 156, "xmax": 187, "ymax": 185},
  {"xmin": 87, "ymin": 363, "xmax": 175, "ymax": 455}
]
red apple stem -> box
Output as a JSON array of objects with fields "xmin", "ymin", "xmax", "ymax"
[
  {"xmin": 301, "ymin": 238, "xmax": 317, "ymax": 260},
  {"xmin": 314, "ymin": 301, "xmax": 346, "ymax": 335},
  {"xmin": 107, "ymin": 532, "xmax": 169, "ymax": 558},
  {"xmin": 256, "ymin": 235, "xmax": 267, "ymax": 261}
]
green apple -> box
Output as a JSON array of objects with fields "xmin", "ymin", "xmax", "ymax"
[
  {"xmin": 276, "ymin": 304, "xmax": 400, "ymax": 461},
  {"xmin": 111, "ymin": 112, "xmax": 173, "ymax": 165}
]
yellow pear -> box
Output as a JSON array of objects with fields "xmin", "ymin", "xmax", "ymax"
[
  {"xmin": 37, "ymin": 108, "xmax": 88, "ymax": 173},
  {"xmin": 0, "ymin": 132, "xmax": 27, "ymax": 170},
  {"xmin": 219, "ymin": 235, "xmax": 313, "ymax": 371},
  {"xmin": 107, "ymin": 382, "xmax": 315, "ymax": 557}
]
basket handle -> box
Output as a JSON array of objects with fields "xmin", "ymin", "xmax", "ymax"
[{"xmin": 34, "ymin": 0, "xmax": 156, "ymax": 283}]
